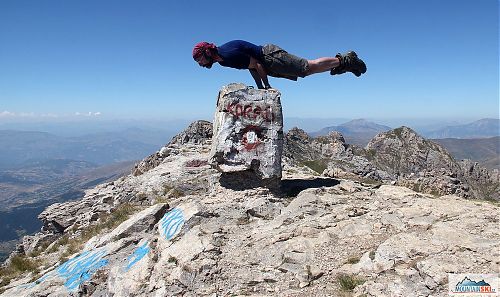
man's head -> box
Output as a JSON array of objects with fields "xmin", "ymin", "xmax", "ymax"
[{"xmin": 192, "ymin": 42, "xmax": 218, "ymax": 69}]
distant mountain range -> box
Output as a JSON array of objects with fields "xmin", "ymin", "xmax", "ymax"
[
  {"xmin": 0, "ymin": 128, "xmax": 174, "ymax": 169},
  {"xmin": 434, "ymin": 137, "xmax": 500, "ymax": 170},
  {"xmin": 310, "ymin": 119, "xmax": 392, "ymax": 146},
  {"xmin": 425, "ymin": 118, "xmax": 499, "ymax": 138}
]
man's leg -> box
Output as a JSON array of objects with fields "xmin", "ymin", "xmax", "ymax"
[
  {"xmin": 305, "ymin": 52, "xmax": 367, "ymax": 77},
  {"xmin": 305, "ymin": 57, "xmax": 340, "ymax": 76}
]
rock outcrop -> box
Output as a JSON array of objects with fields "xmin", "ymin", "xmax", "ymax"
[
  {"xmin": 365, "ymin": 127, "xmax": 499, "ymax": 199},
  {"xmin": 284, "ymin": 128, "xmax": 392, "ymax": 182},
  {"xmin": 459, "ymin": 159, "xmax": 500, "ymax": 200},
  {"xmin": 285, "ymin": 126, "xmax": 499, "ymax": 200},
  {"xmin": 366, "ymin": 126, "xmax": 457, "ymax": 175},
  {"xmin": 132, "ymin": 120, "xmax": 212, "ymax": 176},
  {"xmin": 210, "ymin": 83, "xmax": 283, "ymax": 180}
]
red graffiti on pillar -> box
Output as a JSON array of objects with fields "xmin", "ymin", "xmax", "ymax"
[{"xmin": 226, "ymin": 103, "xmax": 274, "ymax": 122}]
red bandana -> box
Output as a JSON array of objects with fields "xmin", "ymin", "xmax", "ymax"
[{"xmin": 192, "ymin": 42, "xmax": 217, "ymax": 60}]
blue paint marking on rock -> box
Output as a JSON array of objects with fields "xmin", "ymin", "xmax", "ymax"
[
  {"xmin": 16, "ymin": 208, "xmax": 186, "ymax": 292},
  {"xmin": 125, "ymin": 241, "xmax": 150, "ymax": 271},
  {"xmin": 159, "ymin": 208, "xmax": 185, "ymax": 240},
  {"xmin": 56, "ymin": 248, "xmax": 109, "ymax": 291},
  {"xmin": 19, "ymin": 248, "xmax": 109, "ymax": 291}
]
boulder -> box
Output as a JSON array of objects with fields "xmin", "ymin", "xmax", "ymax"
[{"xmin": 209, "ymin": 83, "xmax": 283, "ymax": 180}]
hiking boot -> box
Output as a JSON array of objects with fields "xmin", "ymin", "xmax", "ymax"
[{"xmin": 330, "ymin": 51, "xmax": 366, "ymax": 77}]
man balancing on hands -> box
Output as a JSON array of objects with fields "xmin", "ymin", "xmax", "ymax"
[{"xmin": 192, "ymin": 40, "xmax": 367, "ymax": 89}]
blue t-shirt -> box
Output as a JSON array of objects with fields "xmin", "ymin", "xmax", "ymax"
[{"xmin": 217, "ymin": 40, "xmax": 263, "ymax": 70}]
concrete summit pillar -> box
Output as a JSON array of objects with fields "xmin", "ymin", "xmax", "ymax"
[{"xmin": 209, "ymin": 83, "xmax": 283, "ymax": 180}]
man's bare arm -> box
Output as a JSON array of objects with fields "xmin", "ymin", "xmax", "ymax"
[
  {"xmin": 249, "ymin": 57, "xmax": 271, "ymax": 89},
  {"xmin": 249, "ymin": 69, "xmax": 264, "ymax": 89}
]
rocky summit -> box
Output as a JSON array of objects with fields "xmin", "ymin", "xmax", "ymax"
[
  {"xmin": 286, "ymin": 126, "xmax": 499, "ymax": 201},
  {"xmin": 1, "ymin": 87, "xmax": 499, "ymax": 297}
]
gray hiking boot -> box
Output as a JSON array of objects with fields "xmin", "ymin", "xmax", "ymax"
[{"xmin": 330, "ymin": 51, "xmax": 366, "ymax": 77}]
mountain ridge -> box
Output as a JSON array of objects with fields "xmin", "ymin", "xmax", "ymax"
[
  {"xmin": 426, "ymin": 118, "xmax": 499, "ymax": 138},
  {"xmin": 433, "ymin": 136, "xmax": 499, "ymax": 170},
  {"xmin": 310, "ymin": 119, "xmax": 392, "ymax": 146},
  {"xmin": 0, "ymin": 128, "xmax": 174, "ymax": 169}
]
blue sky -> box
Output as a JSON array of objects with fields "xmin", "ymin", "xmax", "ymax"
[{"xmin": 0, "ymin": 0, "xmax": 498, "ymax": 122}]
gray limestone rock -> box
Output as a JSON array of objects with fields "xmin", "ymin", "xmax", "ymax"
[
  {"xmin": 209, "ymin": 83, "xmax": 283, "ymax": 180},
  {"xmin": 21, "ymin": 233, "xmax": 59, "ymax": 255},
  {"xmin": 285, "ymin": 125, "xmax": 499, "ymax": 200},
  {"xmin": 170, "ymin": 120, "xmax": 213, "ymax": 146},
  {"xmin": 284, "ymin": 128, "xmax": 389, "ymax": 180},
  {"xmin": 366, "ymin": 126, "xmax": 457, "ymax": 175},
  {"xmin": 132, "ymin": 120, "xmax": 213, "ymax": 176},
  {"xmin": 459, "ymin": 159, "xmax": 500, "ymax": 200}
]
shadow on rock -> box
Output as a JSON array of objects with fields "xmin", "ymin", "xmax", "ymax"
[
  {"xmin": 220, "ymin": 171, "xmax": 339, "ymax": 198},
  {"xmin": 281, "ymin": 178, "xmax": 340, "ymax": 197},
  {"xmin": 219, "ymin": 171, "xmax": 281, "ymax": 191}
]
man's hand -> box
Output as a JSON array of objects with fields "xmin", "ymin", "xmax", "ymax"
[{"xmin": 257, "ymin": 83, "xmax": 272, "ymax": 90}]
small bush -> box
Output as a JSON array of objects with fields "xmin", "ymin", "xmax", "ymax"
[
  {"xmin": 167, "ymin": 256, "xmax": 178, "ymax": 264},
  {"xmin": 27, "ymin": 240, "xmax": 52, "ymax": 258},
  {"xmin": 0, "ymin": 255, "xmax": 40, "ymax": 290},
  {"xmin": 337, "ymin": 273, "xmax": 365, "ymax": 292},
  {"xmin": 358, "ymin": 177, "xmax": 382, "ymax": 186},
  {"xmin": 82, "ymin": 203, "xmax": 137, "ymax": 239},
  {"xmin": 106, "ymin": 204, "xmax": 137, "ymax": 227},
  {"xmin": 162, "ymin": 185, "xmax": 173, "ymax": 195},
  {"xmin": 59, "ymin": 256, "xmax": 68, "ymax": 264},
  {"xmin": 169, "ymin": 188, "xmax": 185, "ymax": 198},
  {"xmin": 369, "ymin": 251, "xmax": 376, "ymax": 260},
  {"xmin": 346, "ymin": 256, "xmax": 360, "ymax": 264},
  {"xmin": 162, "ymin": 185, "xmax": 185, "ymax": 199},
  {"xmin": 9, "ymin": 255, "xmax": 38, "ymax": 272},
  {"xmin": 58, "ymin": 203, "xmax": 139, "ymax": 260},
  {"xmin": 236, "ymin": 216, "xmax": 250, "ymax": 225},
  {"xmin": 47, "ymin": 235, "xmax": 69, "ymax": 254},
  {"xmin": 60, "ymin": 240, "xmax": 82, "ymax": 259},
  {"xmin": 154, "ymin": 195, "xmax": 169, "ymax": 204},
  {"xmin": 302, "ymin": 159, "xmax": 328, "ymax": 174},
  {"xmin": 364, "ymin": 149, "xmax": 376, "ymax": 160}
]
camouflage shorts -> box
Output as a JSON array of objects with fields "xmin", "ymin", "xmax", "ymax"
[{"xmin": 261, "ymin": 44, "xmax": 309, "ymax": 81}]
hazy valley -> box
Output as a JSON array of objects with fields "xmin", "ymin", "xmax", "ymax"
[{"xmin": 0, "ymin": 127, "xmax": 176, "ymax": 261}]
